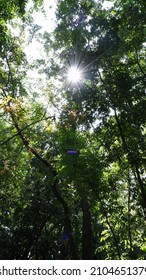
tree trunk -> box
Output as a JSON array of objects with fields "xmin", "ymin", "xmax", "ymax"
[{"xmin": 81, "ymin": 198, "xmax": 92, "ymax": 259}]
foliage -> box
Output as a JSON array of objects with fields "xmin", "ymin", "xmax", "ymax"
[{"xmin": 0, "ymin": 0, "xmax": 146, "ymax": 259}]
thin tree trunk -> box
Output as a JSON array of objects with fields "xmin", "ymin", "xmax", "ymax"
[
  {"xmin": 114, "ymin": 110, "xmax": 146, "ymax": 212},
  {"xmin": 81, "ymin": 198, "xmax": 92, "ymax": 259}
]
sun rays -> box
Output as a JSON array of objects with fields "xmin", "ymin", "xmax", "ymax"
[{"xmin": 67, "ymin": 66, "xmax": 82, "ymax": 84}]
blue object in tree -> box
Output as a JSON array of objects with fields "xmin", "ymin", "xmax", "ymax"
[
  {"xmin": 66, "ymin": 150, "xmax": 78, "ymax": 155},
  {"xmin": 63, "ymin": 233, "xmax": 69, "ymax": 240}
]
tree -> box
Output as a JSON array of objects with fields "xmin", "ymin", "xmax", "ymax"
[{"xmin": 0, "ymin": 0, "xmax": 146, "ymax": 260}]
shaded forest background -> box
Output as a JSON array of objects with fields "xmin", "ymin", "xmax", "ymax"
[{"xmin": 0, "ymin": 0, "xmax": 146, "ymax": 259}]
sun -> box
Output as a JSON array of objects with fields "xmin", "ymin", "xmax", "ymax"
[{"xmin": 67, "ymin": 66, "xmax": 82, "ymax": 83}]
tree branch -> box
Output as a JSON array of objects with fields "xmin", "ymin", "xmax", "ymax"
[
  {"xmin": 0, "ymin": 115, "xmax": 55, "ymax": 147},
  {"xmin": 135, "ymin": 48, "xmax": 146, "ymax": 78},
  {"xmin": 114, "ymin": 109, "xmax": 146, "ymax": 212},
  {"xmin": 97, "ymin": 194, "xmax": 121, "ymax": 259},
  {"xmin": 1, "ymin": 57, "xmax": 78, "ymax": 259},
  {"xmin": 7, "ymin": 110, "xmax": 77, "ymax": 259}
]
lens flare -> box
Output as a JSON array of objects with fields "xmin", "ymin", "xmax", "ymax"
[{"xmin": 67, "ymin": 66, "xmax": 82, "ymax": 83}]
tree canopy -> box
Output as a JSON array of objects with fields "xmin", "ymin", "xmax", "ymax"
[{"xmin": 0, "ymin": 0, "xmax": 146, "ymax": 259}]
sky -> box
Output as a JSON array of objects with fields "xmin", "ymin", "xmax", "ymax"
[
  {"xmin": 7, "ymin": 0, "xmax": 114, "ymax": 71},
  {"xmin": 7, "ymin": 0, "xmax": 114, "ymax": 116},
  {"xmin": 20, "ymin": 0, "xmax": 58, "ymax": 110},
  {"xmin": 23, "ymin": 0, "xmax": 114, "ymax": 112},
  {"xmin": 33, "ymin": 0, "xmax": 57, "ymax": 32},
  {"xmin": 8, "ymin": 0, "xmax": 113, "ymax": 62},
  {"xmin": 24, "ymin": 0, "xmax": 113, "ymax": 59},
  {"xmin": 24, "ymin": 0, "xmax": 57, "ymax": 60}
]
